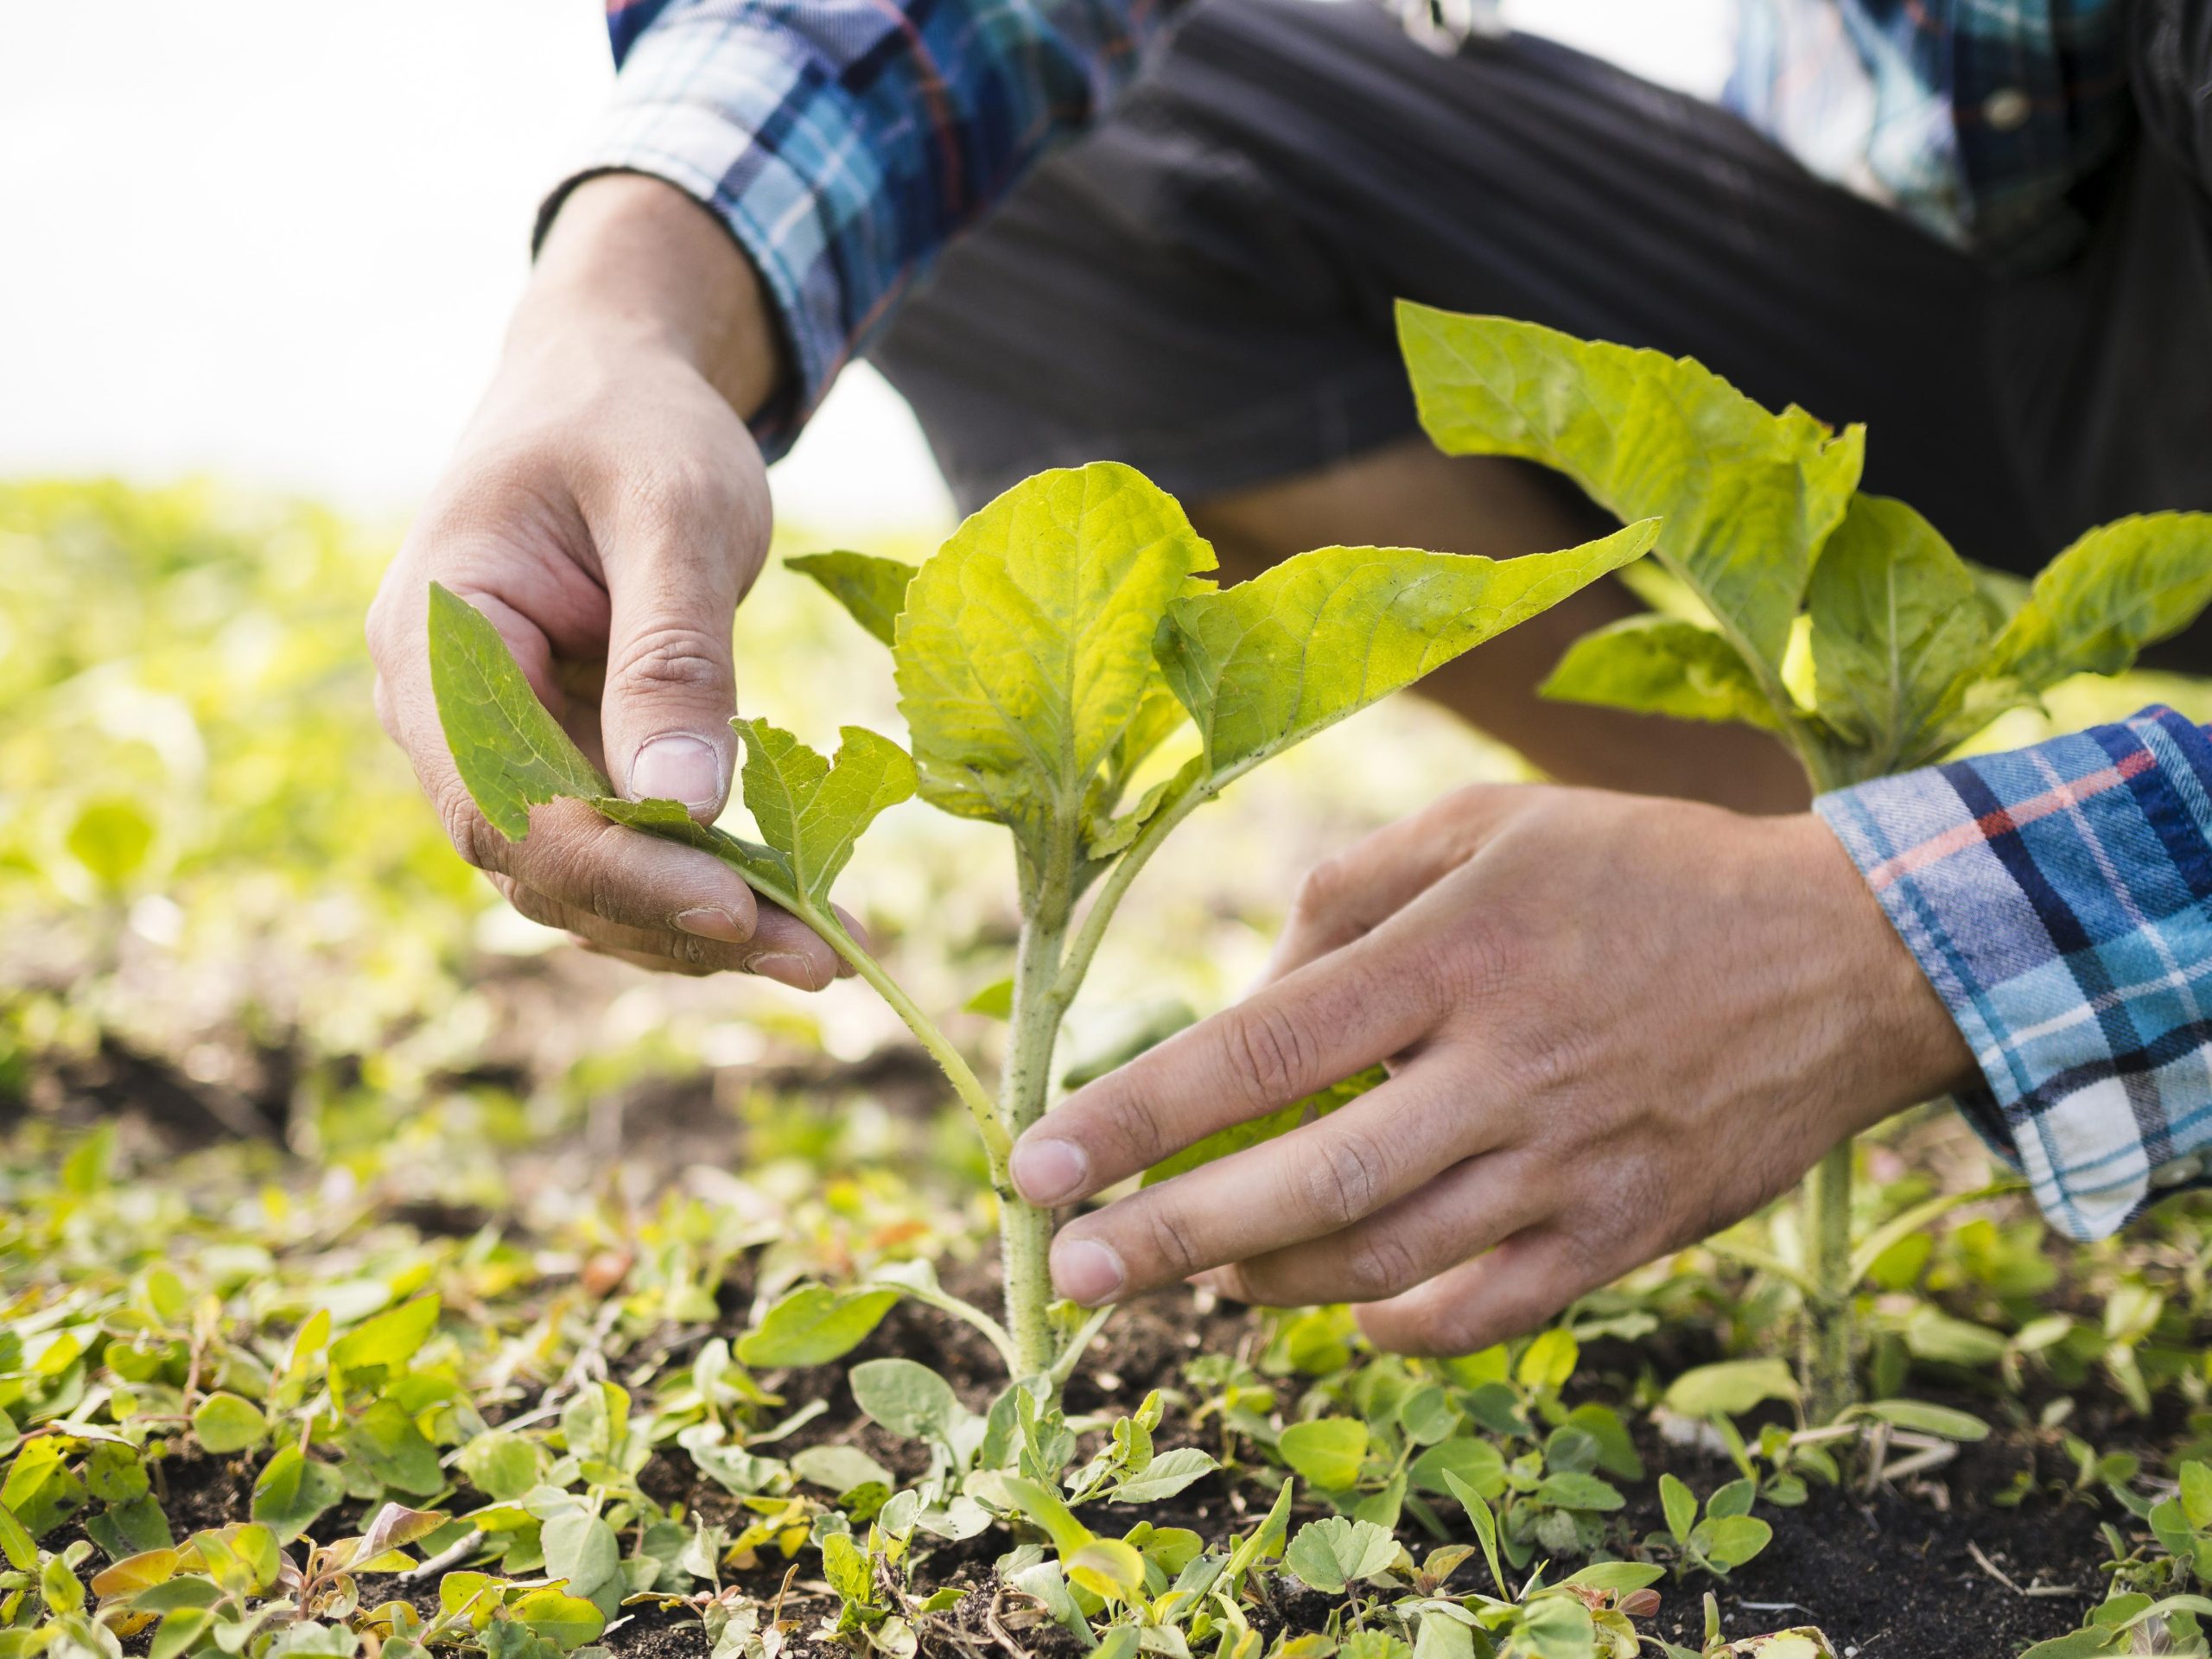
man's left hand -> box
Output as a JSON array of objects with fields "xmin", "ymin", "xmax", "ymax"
[{"xmin": 1008, "ymin": 784, "xmax": 1975, "ymax": 1355}]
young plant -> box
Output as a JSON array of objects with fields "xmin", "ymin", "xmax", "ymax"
[
  {"xmin": 1397, "ymin": 303, "xmax": 2212, "ymax": 1419},
  {"xmin": 428, "ymin": 461, "xmax": 1655, "ymax": 1389}
]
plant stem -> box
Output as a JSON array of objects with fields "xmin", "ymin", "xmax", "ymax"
[
  {"xmin": 1002, "ymin": 862, "xmax": 1075, "ymax": 1379},
  {"xmin": 1801, "ymin": 1138, "xmax": 1856, "ymax": 1422}
]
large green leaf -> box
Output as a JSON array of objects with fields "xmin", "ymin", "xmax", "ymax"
[
  {"xmin": 427, "ymin": 583, "xmax": 607, "ymax": 839},
  {"xmin": 892, "ymin": 462, "xmax": 1216, "ymax": 870},
  {"xmin": 1159, "ymin": 521, "xmax": 1657, "ymax": 785},
  {"xmin": 1399, "ymin": 305, "xmax": 1862, "ymax": 676},
  {"xmin": 1804, "ymin": 495, "xmax": 1989, "ymax": 777},
  {"xmin": 1541, "ymin": 613, "xmax": 1783, "ymax": 732},
  {"xmin": 787, "ymin": 551, "xmax": 918, "ymax": 648},
  {"xmin": 731, "ymin": 719, "xmax": 915, "ymax": 907},
  {"xmin": 1984, "ymin": 512, "xmax": 2212, "ymax": 697},
  {"xmin": 736, "ymin": 1285, "xmax": 899, "ymax": 1369}
]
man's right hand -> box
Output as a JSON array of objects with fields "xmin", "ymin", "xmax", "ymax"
[{"xmin": 366, "ymin": 174, "xmax": 843, "ymax": 989}]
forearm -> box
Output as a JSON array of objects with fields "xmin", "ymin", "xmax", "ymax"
[{"xmin": 520, "ymin": 173, "xmax": 787, "ymax": 423}]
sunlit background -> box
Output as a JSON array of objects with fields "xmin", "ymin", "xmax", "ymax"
[{"xmin": 0, "ymin": 0, "xmax": 1730, "ymax": 537}]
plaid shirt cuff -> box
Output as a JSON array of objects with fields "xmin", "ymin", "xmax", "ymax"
[
  {"xmin": 1816, "ymin": 707, "xmax": 2212, "ymax": 1240},
  {"xmin": 548, "ymin": 0, "xmax": 1166, "ymax": 461}
]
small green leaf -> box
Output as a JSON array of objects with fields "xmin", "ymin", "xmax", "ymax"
[
  {"xmin": 343, "ymin": 1399, "xmax": 444, "ymax": 1497},
  {"xmin": 1659, "ymin": 1473, "xmax": 1696, "ymax": 1544},
  {"xmin": 2181, "ymin": 1462, "xmax": 2212, "ymax": 1530},
  {"xmin": 1512, "ymin": 1595, "xmax": 1598, "ymax": 1659},
  {"xmin": 1853, "ymin": 1399, "xmax": 1990, "ymax": 1442},
  {"xmin": 1144, "ymin": 1067, "xmax": 1382, "ymax": 1186},
  {"xmin": 1410, "ymin": 1438, "xmax": 1507, "ymax": 1502},
  {"xmin": 1159, "ymin": 524, "xmax": 1658, "ymax": 787},
  {"xmin": 330, "ymin": 1296, "xmax": 441, "ymax": 1393},
  {"xmin": 732, "ymin": 720, "xmax": 915, "ymax": 907},
  {"xmin": 738, "ymin": 1286, "xmax": 900, "ymax": 1370},
  {"xmin": 790, "ymin": 1444, "xmax": 894, "ymax": 1495},
  {"xmin": 992, "ymin": 1474, "xmax": 1091, "ymax": 1559},
  {"xmin": 1109, "ymin": 1446, "xmax": 1218, "ymax": 1503},
  {"xmin": 510, "ymin": 1589, "xmax": 607, "ymax": 1651},
  {"xmin": 191, "ymin": 1392, "xmax": 267, "ymax": 1455},
  {"xmin": 150, "ymin": 1607, "xmax": 215, "ymax": 1659},
  {"xmin": 1400, "ymin": 303, "xmax": 1863, "ymax": 675},
  {"xmin": 428, "ymin": 584, "xmax": 607, "ymax": 840},
  {"xmin": 251, "ymin": 1447, "xmax": 346, "ymax": 1544},
  {"xmin": 1443, "ymin": 1472, "xmax": 1507, "ymax": 1601},
  {"xmin": 1276, "ymin": 1418, "xmax": 1369, "ymax": 1491},
  {"xmin": 455, "ymin": 1431, "xmax": 544, "ymax": 1503},
  {"xmin": 0, "ymin": 1503, "xmax": 35, "ymax": 1572},
  {"xmin": 541, "ymin": 1509, "xmax": 624, "ymax": 1617},
  {"xmin": 1661, "ymin": 1357, "xmax": 1799, "ymax": 1419},
  {"xmin": 1541, "ymin": 613, "xmax": 1783, "ymax": 731},
  {"xmin": 1690, "ymin": 1514, "xmax": 1773, "ymax": 1571},
  {"xmin": 849, "ymin": 1358, "xmax": 962, "ymax": 1443},
  {"xmin": 1283, "ymin": 1516, "xmax": 1399, "ymax": 1595},
  {"xmin": 964, "ymin": 978, "xmax": 1014, "ymax": 1019},
  {"xmin": 788, "ymin": 550, "xmax": 918, "ymax": 647},
  {"xmin": 1534, "ymin": 1471, "xmax": 1623, "ymax": 1511}
]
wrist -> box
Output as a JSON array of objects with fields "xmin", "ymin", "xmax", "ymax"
[
  {"xmin": 1769, "ymin": 810, "xmax": 1979, "ymax": 1127},
  {"xmin": 518, "ymin": 171, "xmax": 787, "ymax": 421}
]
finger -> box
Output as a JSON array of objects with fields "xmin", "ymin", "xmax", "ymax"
[
  {"xmin": 1010, "ymin": 923, "xmax": 1447, "ymax": 1209},
  {"xmin": 1043, "ymin": 1058, "xmax": 1493, "ymax": 1304},
  {"xmin": 1197, "ymin": 1150, "xmax": 1551, "ymax": 1307},
  {"xmin": 593, "ymin": 480, "xmax": 758, "ymax": 821},
  {"xmin": 1262, "ymin": 785, "xmax": 1528, "ymax": 987},
  {"xmin": 1354, "ymin": 1226, "xmax": 1608, "ymax": 1357},
  {"xmin": 498, "ymin": 876, "xmax": 838, "ymax": 989}
]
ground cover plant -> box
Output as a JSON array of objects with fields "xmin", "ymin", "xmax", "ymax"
[{"xmin": 4, "ymin": 384, "xmax": 2212, "ymax": 1656}]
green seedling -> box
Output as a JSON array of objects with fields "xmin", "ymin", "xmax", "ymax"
[
  {"xmin": 428, "ymin": 461, "xmax": 1654, "ymax": 1391},
  {"xmin": 1649, "ymin": 1473, "xmax": 1772, "ymax": 1580},
  {"xmin": 1397, "ymin": 304, "xmax": 2212, "ymax": 1419}
]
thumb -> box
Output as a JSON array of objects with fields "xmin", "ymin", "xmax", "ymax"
[{"xmin": 598, "ymin": 523, "xmax": 749, "ymax": 824}]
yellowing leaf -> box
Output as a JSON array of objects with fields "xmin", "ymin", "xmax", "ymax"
[
  {"xmin": 1400, "ymin": 304, "xmax": 1861, "ymax": 675},
  {"xmin": 732, "ymin": 719, "xmax": 915, "ymax": 906},
  {"xmin": 788, "ymin": 550, "xmax": 918, "ymax": 647},
  {"xmin": 1662, "ymin": 1358, "xmax": 1799, "ymax": 1419},
  {"xmin": 893, "ymin": 462, "xmax": 1215, "ymax": 870},
  {"xmin": 1984, "ymin": 512, "xmax": 2212, "ymax": 700},
  {"xmin": 1543, "ymin": 613, "xmax": 1784, "ymax": 731},
  {"xmin": 1160, "ymin": 524, "xmax": 1657, "ymax": 787},
  {"xmin": 1065, "ymin": 1538, "xmax": 1147, "ymax": 1603}
]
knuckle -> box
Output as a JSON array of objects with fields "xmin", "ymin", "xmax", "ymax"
[
  {"xmin": 1342, "ymin": 1227, "xmax": 1422, "ymax": 1301},
  {"xmin": 1217, "ymin": 1000, "xmax": 1318, "ymax": 1109},
  {"xmin": 607, "ymin": 620, "xmax": 731, "ymax": 700},
  {"xmin": 1299, "ymin": 1125, "xmax": 1389, "ymax": 1230},
  {"xmin": 1140, "ymin": 1204, "xmax": 1205, "ymax": 1279},
  {"xmin": 1090, "ymin": 1080, "xmax": 1174, "ymax": 1171},
  {"xmin": 1291, "ymin": 855, "xmax": 1354, "ymax": 925}
]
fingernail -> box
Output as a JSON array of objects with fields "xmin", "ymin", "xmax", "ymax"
[
  {"xmin": 629, "ymin": 734, "xmax": 721, "ymax": 809},
  {"xmin": 675, "ymin": 906, "xmax": 747, "ymax": 944},
  {"xmin": 1011, "ymin": 1137, "xmax": 1088, "ymax": 1205},
  {"xmin": 746, "ymin": 951, "xmax": 819, "ymax": 990},
  {"xmin": 1052, "ymin": 1237, "xmax": 1125, "ymax": 1306}
]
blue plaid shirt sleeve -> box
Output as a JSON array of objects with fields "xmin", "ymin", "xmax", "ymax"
[
  {"xmin": 1815, "ymin": 707, "xmax": 2212, "ymax": 1240},
  {"xmin": 552, "ymin": 0, "xmax": 1172, "ymax": 459}
]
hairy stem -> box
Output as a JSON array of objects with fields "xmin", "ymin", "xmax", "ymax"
[
  {"xmin": 1002, "ymin": 884, "xmax": 1073, "ymax": 1379},
  {"xmin": 1802, "ymin": 1139, "xmax": 1856, "ymax": 1422}
]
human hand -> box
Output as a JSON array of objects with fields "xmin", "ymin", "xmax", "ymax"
[
  {"xmin": 1009, "ymin": 784, "xmax": 1976, "ymax": 1353},
  {"xmin": 366, "ymin": 175, "xmax": 842, "ymax": 988}
]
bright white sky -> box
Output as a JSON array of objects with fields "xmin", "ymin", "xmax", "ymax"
[{"xmin": 0, "ymin": 1, "xmax": 1728, "ymax": 538}]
